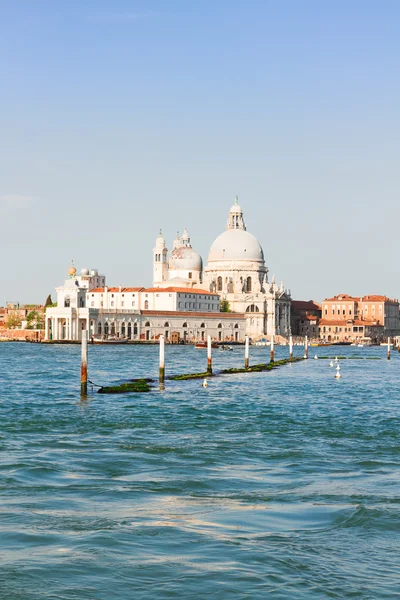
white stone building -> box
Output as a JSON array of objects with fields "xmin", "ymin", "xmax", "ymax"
[
  {"xmin": 45, "ymin": 266, "xmax": 245, "ymax": 342},
  {"xmin": 153, "ymin": 197, "xmax": 291, "ymax": 339},
  {"xmin": 45, "ymin": 196, "xmax": 290, "ymax": 342}
]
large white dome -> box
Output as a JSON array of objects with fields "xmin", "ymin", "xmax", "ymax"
[{"xmin": 208, "ymin": 229, "xmax": 264, "ymax": 263}]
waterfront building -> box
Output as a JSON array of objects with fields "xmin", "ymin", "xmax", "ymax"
[
  {"xmin": 45, "ymin": 266, "xmax": 245, "ymax": 342},
  {"xmin": 290, "ymin": 300, "xmax": 321, "ymax": 339},
  {"xmin": 153, "ymin": 197, "xmax": 291, "ymax": 339},
  {"xmin": 319, "ymin": 293, "xmax": 400, "ymax": 343}
]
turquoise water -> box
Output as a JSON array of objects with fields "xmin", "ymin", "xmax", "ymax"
[{"xmin": 0, "ymin": 343, "xmax": 399, "ymax": 599}]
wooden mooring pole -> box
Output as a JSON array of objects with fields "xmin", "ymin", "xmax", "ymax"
[
  {"xmin": 81, "ymin": 330, "xmax": 88, "ymax": 397},
  {"xmin": 270, "ymin": 334, "xmax": 275, "ymax": 363},
  {"xmin": 388, "ymin": 337, "xmax": 391, "ymax": 360},
  {"xmin": 304, "ymin": 335, "xmax": 309, "ymax": 359},
  {"xmin": 207, "ymin": 335, "xmax": 212, "ymax": 374},
  {"xmin": 245, "ymin": 335, "xmax": 249, "ymax": 369},
  {"xmin": 289, "ymin": 334, "xmax": 293, "ymax": 361},
  {"xmin": 159, "ymin": 334, "xmax": 165, "ymax": 383}
]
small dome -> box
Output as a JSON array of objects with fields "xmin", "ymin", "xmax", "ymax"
[
  {"xmin": 169, "ymin": 245, "xmax": 203, "ymax": 271},
  {"xmin": 90, "ymin": 269, "xmax": 98, "ymax": 276},
  {"xmin": 208, "ymin": 229, "xmax": 264, "ymax": 263},
  {"xmin": 81, "ymin": 268, "xmax": 89, "ymax": 276},
  {"xmin": 68, "ymin": 265, "xmax": 77, "ymax": 276}
]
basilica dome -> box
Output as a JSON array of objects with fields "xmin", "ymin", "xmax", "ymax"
[
  {"xmin": 208, "ymin": 229, "xmax": 264, "ymax": 263},
  {"xmin": 168, "ymin": 245, "xmax": 203, "ymax": 271}
]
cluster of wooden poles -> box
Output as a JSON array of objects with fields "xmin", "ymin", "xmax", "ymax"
[{"xmin": 80, "ymin": 332, "xmax": 308, "ymax": 398}]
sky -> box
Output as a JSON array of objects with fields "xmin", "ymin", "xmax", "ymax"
[{"xmin": 1, "ymin": 0, "xmax": 399, "ymax": 304}]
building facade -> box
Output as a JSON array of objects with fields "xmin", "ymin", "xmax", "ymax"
[
  {"xmin": 45, "ymin": 267, "xmax": 245, "ymax": 342},
  {"xmin": 290, "ymin": 300, "xmax": 321, "ymax": 339},
  {"xmin": 318, "ymin": 293, "xmax": 400, "ymax": 343}
]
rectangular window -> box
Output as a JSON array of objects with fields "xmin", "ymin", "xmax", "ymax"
[
  {"xmin": 111, "ymin": 301, "xmax": 114, "ymax": 307},
  {"xmin": 121, "ymin": 301, "xmax": 124, "ymax": 307},
  {"xmin": 188, "ymin": 272, "xmax": 192, "ymax": 279},
  {"xmin": 343, "ymin": 310, "xmax": 345, "ymax": 315}
]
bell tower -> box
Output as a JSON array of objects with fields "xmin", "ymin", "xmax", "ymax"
[{"xmin": 153, "ymin": 230, "xmax": 168, "ymax": 286}]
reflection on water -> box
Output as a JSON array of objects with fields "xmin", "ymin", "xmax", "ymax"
[{"xmin": 0, "ymin": 343, "xmax": 399, "ymax": 599}]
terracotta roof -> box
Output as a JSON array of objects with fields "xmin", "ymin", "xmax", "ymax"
[
  {"xmin": 362, "ymin": 295, "xmax": 398, "ymax": 303},
  {"xmin": 142, "ymin": 310, "xmax": 244, "ymax": 319},
  {"xmin": 319, "ymin": 319, "xmax": 350, "ymax": 326},
  {"xmin": 142, "ymin": 287, "xmax": 217, "ymax": 296},
  {"xmin": 90, "ymin": 287, "xmax": 144, "ymax": 293},
  {"xmin": 292, "ymin": 300, "xmax": 321, "ymax": 311},
  {"xmin": 304, "ymin": 314, "xmax": 319, "ymax": 321},
  {"xmin": 319, "ymin": 318, "xmax": 381, "ymax": 327},
  {"xmin": 323, "ymin": 294, "xmax": 358, "ymax": 302},
  {"xmin": 353, "ymin": 319, "xmax": 382, "ymax": 326}
]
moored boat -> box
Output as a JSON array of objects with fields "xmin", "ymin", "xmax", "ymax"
[{"xmin": 92, "ymin": 337, "xmax": 129, "ymax": 344}]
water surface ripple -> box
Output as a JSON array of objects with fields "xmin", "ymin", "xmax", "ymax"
[{"xmin": 0, "ymin": 344, "xmax": 399, "ymax": 599}]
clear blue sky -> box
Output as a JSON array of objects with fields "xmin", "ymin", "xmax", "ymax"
[{"xmin": 1, "ymin": 0, "xmax": 399, "ymax": 304}]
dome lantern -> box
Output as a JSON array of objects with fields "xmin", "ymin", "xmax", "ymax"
[{"xmin": 227, "ymin": 195, "xmax": 246, "ymax": 231}]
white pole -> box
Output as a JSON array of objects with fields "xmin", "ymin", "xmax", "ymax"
[
  {"xmin": 388, "ymin": 336, "xmax": 391, "ymax": 360},
  {"xmin": 207, "ymin": 335, "xmax": 212, "ymax": 374},
  {"xmin": 289, "ymin": 334, "xmax": 293, "ymax": 361},
  {"xmin": 270, "ymin": 334, "xmax": 275, "ymax": 363},
  {"xmin": 159, "ymin": 335, "xmax": 165, "ymax": 382},
  {"xmin": 304, "ymin": 334, "xmax": 308, "ymax": 359},
  {"xmin": 245, "ymin": 335, "xmax": 249, "ymax": 369}
]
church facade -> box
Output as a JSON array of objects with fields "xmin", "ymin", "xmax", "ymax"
[{"xmin": 152, "ymin": 198, "xmax": 291, "ymax": 339}]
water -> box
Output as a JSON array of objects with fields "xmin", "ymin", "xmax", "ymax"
[{"xmin": 0, "ymin": 343, "xmax": 399, "ymax": 599}]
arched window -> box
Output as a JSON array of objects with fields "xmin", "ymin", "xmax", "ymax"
[
  {"xmin": 111, "ymin": 322, "xmax": 115, "ymax": 335},
  {"xmin": 234, "ymin": 323, "xmax": 239, "ymax": 328},
  {"xmin": 246, "ymin": 304, "xmax": 259, "ymax": 313},
  {"xmin": 246, "ymin": 276, "xmax": 252, "ymax": 292},
  {"xmin": 128, "ymin": 323, "xmax": 132, "ymax": 337},
  {"xmin": 121, "ymin": 322, "xmax": 126, "ymax": 336},
  {"xmin": 200, "ymin": 322, "xmax": 205, "ymax": 328},
  {"xmin": 164, "ymin": 322, "xmax": 170, "ymax": 328},
  {"xmin": 217, "ymin": 276, "xmax": 223, "ymax": 291},
  {"xmin": 97, "ymin": 323, "xmax": 102, "ymax": 335},
  {"xmin": 144, "ymin": 300, "xmax": 149, "ymax": 309},
  {"xmin": 79, "ymin": 297, "xmax": 85, "ymax": 307},
  {"xmin": 218, "ymin": 323, "xmax": 223, "ymax": 328},
  {"xmin": 104, "ymin": 322, "xmax": 109, "ymax": 335},
  {"xmin": 64, "ymin": 296, "xmax": 70, "ymax": 308},
  {"xmin": 182, "ymin": 322, "xmax": 187, "ymax": 328},
  {"xmin": 145, "ymin": 321, "xmax": 151, "ymax": 327},
  {"xmin": 133, "ymin": 323, "xmax": 138, "ymax": 335}
]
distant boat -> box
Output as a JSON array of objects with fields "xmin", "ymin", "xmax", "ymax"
[
  {"xmin": 195, "ymin": 341, "xmax": 218, "ymax": 349},
  {"xmin": 310, "ymin": 342, "xmax": 332, "ymax": 347},
  {"xmin": 92, "ymin": 337, "xmax": 129, "ymax": 344},
  {"xmin": 219, "ymin": 345, "xmax": 233, "ymax": 351}
]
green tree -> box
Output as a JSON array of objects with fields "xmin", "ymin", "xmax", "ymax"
[
  {"xmin": 220, "ymin": 299, "xmax": 231, "ymax": 313},
  {"xmin": 6, "ymin": 313, "xmax": 22, "ymax": 329},
  {"xmin": 44, "ymin": 294, "xmax": 53, "ymax": 307},
  {"xmin": 26, "ymin": 310, "xmax": 45, "ymax": 330}
]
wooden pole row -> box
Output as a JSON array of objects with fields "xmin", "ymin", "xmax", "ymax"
[{"xmin": 80, "ymin": 333, "xmax": 314, "ymax": 395}]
